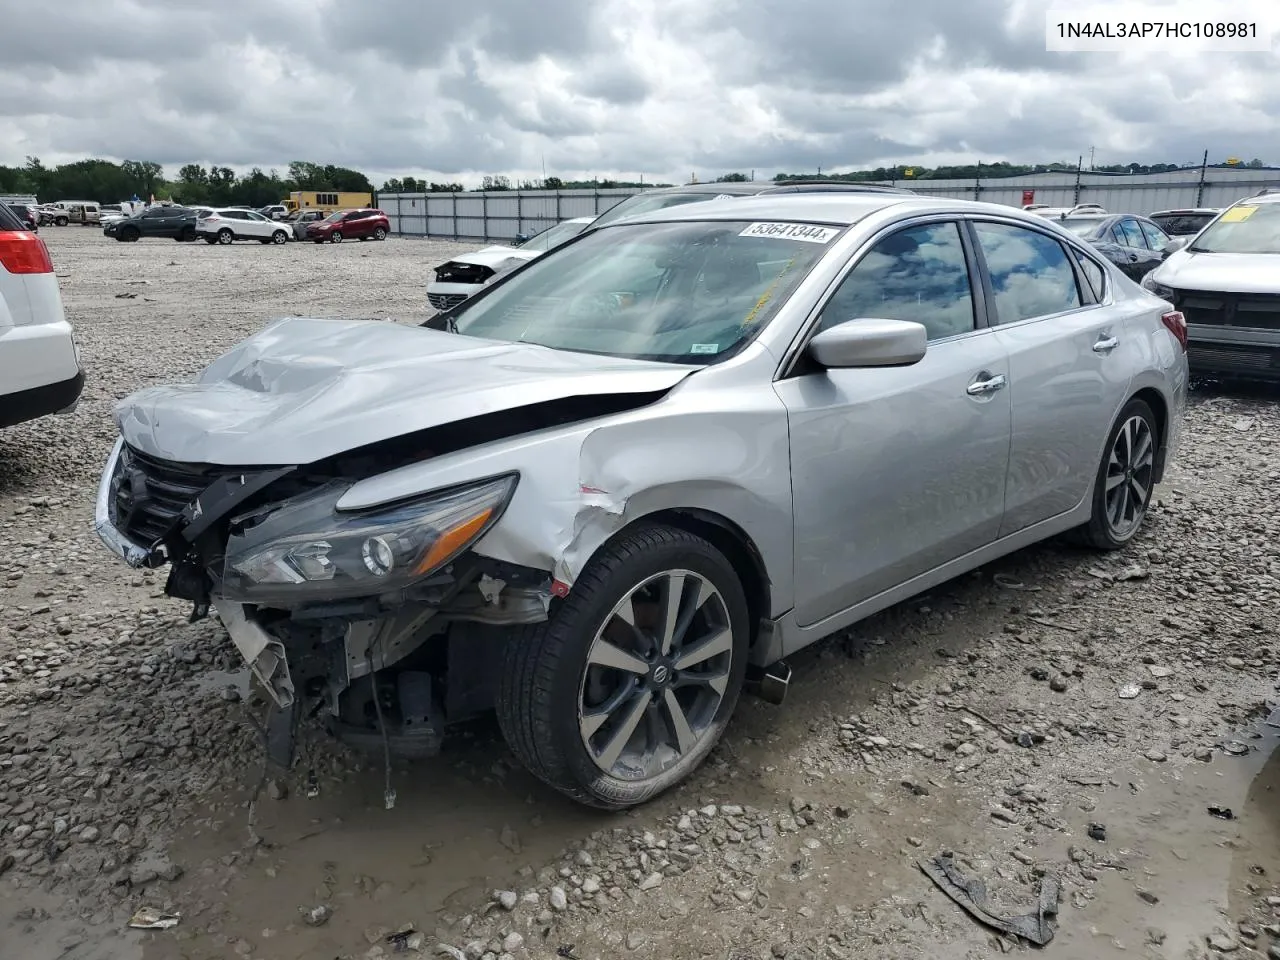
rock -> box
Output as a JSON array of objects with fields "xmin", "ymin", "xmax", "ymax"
[
  {"xmin": 574, "ymin": 850, "xmax": 593, "ymax": 868},
  {"xmin": 1118, "ymin": 683, "xmax": 1141, "ymax": 700},
  {"xmin": 1194, "ymin": 747, "xmax": 1214, "ymax": 762},
  {"xmin": 1137, "ymin": 889, "xmax": 1159, "ymax": 904},
  {"xmin": 1225, "ymin": 657, "xmax": 1245, "ymax": 670},
  {"xmin": 1148, "ymin": 665, "xmax": 1173, "ymax": 679},
  {"xmin": 499, "ymin": 825, "xmax": 521, "ymax": 854},
  {"xmin": 956, "ymin": 742, "xmax": 977, "ymax": 757},
  {"xmin": 301, "ymin": 905, "xmax": 332, "ymax": 927},
  {"xmin": 549, "ymin": 886, "xmax": 568, "ymax": 911},
  {"xmin": 582, "ymin": 877, "xmax": 601, "ymax": 895},
  {"xmin": 267, "ymin": 779, "xmax": 288, "ymax": 800},
  {"xmin": 626, "ymin": 932, "xmax": 645, "ymax": 951},
  {"xmin": 1207, "ymin": 933, "xmax": 1238, "ymax": 952},
  {"xmin": 1144, "ymin": 750, "xmax": 1167, "ymax": 763},
  {"xmin": 78, "ymin": 826, "xmax": 99, "ymax": 843},
  {"xmin": 638, "ymin": 872, "xmax": 663, "ymax": 891},
  {"xmin": 495, "ymin": 891, "xmax": 518, "ymax": 911},
  {"xmin": 1088, "ymin": 823, "xmax": 1106, "ymax": 842},
  {"xmin": 720, "ymin": 804, "xmax": 744, "ymax": 816},
  {"xmin": 502, "ymin": 933, "xmax": 524, "ymax": 952},
  {"xmin": 110, "ymin": 824, "xmax": 132, "ymax": 844},
  {"xmin": 1050, "ymin": 675, "xmax": 1069, "ymax": 692}
]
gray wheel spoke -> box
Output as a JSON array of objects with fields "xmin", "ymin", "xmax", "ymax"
[
  {"xmin": 674, "ymin": 626, "xmax": 732, "ymax": 670},
  {"xmin": 1129, "ymin": 476, "xmax": 1148, "ymax": 505},
  {"xmin": 1105, "ymin": 472, "xmax": 1126, "ymax": 491},
  {"xmin": 663, "ymin": 689, "xmax": 696, "ymax": 755},
  {"xmin": 1133, "ymin": 430, "xmax": 1153, "ymax": 467},
  {"xmin": 588, "ymin": 639, "xmax": 649, "ymax": 675},
  {"xmin": 677, "ymin": 666, "xmax": 730, "ymax": 697},
  {"xmin": 595, "ymin": 693, "xmax": 649, "ymax": 770},
  {"xmin": 580, "ymin": 681, "xmax": 637, "ymax": 740},
  {"xmin": 659, "ymin": 573, "xmax": 687, "ymax": 655}
]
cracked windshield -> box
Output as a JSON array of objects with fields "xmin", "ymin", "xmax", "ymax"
[{"xmin": 2, "ymin": 1, "xmax": 1279, "ymax": 959}]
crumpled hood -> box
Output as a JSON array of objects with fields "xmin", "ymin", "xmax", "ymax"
[
  {"xmin": 1154, "ymin": 250, "xmax": 1280, "ymax": 294},
  {"xmin": 115, "ymin": 316, "xmax": 695, "ymax": 466},
  {"xmin": 448, "ymin": 246, "xmax": 540, "ymax": 269}
]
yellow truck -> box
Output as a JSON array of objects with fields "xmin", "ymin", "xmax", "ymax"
[{"xmin": 281, "ymin": 191, "xmax": 373, "ymax": 214}]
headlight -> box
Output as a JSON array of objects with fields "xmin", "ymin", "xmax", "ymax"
[
  {"xmin": 221, "ymin": 474, "xmax": 517, "ymax": 604},
  {"xmin": 1140, "ymin": 272, "xmax": 1175, "ymax": 301}
]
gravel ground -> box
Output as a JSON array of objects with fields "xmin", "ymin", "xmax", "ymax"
[{"xmin": 2, "ymin": 226, "xmax": 1280, "ymax": 960}]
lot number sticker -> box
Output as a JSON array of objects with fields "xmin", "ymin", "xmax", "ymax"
[
  {"xmin": 739, "ymin": 222, "xmax": 840, "ymax": 243},
  {"xmin": 1220, "ymin": 205, "xmax": 1257, "ymax": 222}
]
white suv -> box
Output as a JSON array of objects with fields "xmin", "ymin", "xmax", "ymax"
[
  {"xmin": 0, "ymin": 202, "xmax": 83, "ymax": 428},
  {"xmin": 196, "ymin": 208, "xmax": 291, "ymax": 245}
]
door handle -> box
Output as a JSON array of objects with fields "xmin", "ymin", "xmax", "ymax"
[
  {"xmin": 967, "ymin": 373, "xmax": 1007, "ymax": 395},
  {"xmin": 1093, "ymin": 335, "xmax": 1119, "ymax": 353}
]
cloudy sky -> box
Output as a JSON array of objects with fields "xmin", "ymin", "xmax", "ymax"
[{"xmin": 2, "ymin": 0, "xmax": 1278, "ymax": 186}]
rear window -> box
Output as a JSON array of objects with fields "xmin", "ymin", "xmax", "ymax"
[
  {"xmin": 592, "ymin": 192, "xmax": 736, "ymax": 228},
  {"xmin": 0, "ymin": 202, "xmax": 28, "ymax": 231},
  {"xmin": 1150, "ymin": 213, "xmax": 1216, "ymax": 236}
]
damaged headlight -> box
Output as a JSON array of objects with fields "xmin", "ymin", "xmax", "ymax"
[
  {"xmin": 221, "ymin": 474, "xmax": 518, "ymax": 604},
  {"xmin": 1140, "ymin": 272, "xmax": 1175, "ymax": 302}
]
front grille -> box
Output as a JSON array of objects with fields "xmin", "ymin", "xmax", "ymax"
[
  {"xmin": 1188, "ymin": 343, "xmax": 1279, "ymax": 375},
  {"xmin": 434, "ymin": 262, "xmax": 493, "ymax": 284},
  {"xmin": 1176, "ymin": 290, "xmax": 1280, "ymax": 330},
  {"xmin": 109, "ymin": 446, "xmax": 237, "ymax": 546},
  {"xmin": 428, "ymin": 292, "xmax": 470, "ymax": 311}
]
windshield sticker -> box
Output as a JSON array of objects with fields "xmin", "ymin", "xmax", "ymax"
[
  {"xmin": 1220, "ymin": 205, "xmax": 1257, "ymax": 222},
  {"xmin": 739, "ymin": 222, "xmax": 840, "ymax": 243},
  {"xmin": 690, "ymin": 343, "xmax": 719, "ymax": 354}
]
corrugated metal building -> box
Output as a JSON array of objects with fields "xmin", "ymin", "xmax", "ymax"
[{"xmin": 379, "ymin": 167, "xmax": 1280, "ymax": 241}]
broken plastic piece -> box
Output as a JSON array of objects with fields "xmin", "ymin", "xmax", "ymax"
[
  {"xmin": 993, "ymin": 573, "xmax": 1040, "ymax": 591},
  {"xmin": 128, "ymin": 907, "xmax": 180, "ymax": 930},
  {"xmin": 918, "ymin": 854, "xmax": 1060, "ymax": 946},
  {"xmin": 1208, "ymin": 806, "xmax": 1235, "ymax": 820}
]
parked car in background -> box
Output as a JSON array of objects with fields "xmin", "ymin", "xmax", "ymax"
[
  {"xmin": 588, "ymin": 180, "xmax": 915, "ymax": 230},
  {"xmin": 427, "ymin": 216, "xmax": 595, "ymax": 310},
  {"xmin": 105, "ymin": 205, "xmax": 200, "ymax": 242},
  {"xmin": 59, "ymin": 202, "xmax": 101, "ymax": 225},
  {"xmin": 91, "ymin": 193, "xmax": 1187, "ymax": 810},
  {"xmin": 1055, "ymin": 213, "xmax": 1172, "ymax": 281},
  {"xmin": 36, "ymin": 205, "xmax": 65, "ymax": 226},
  {"xmin": 0, "ymin": 201, "xmax": 84, "ymax": 428},
  {"xmin": 8, "ymin": 203, "xmax": 39, "ymax": 232},
  {"xmin": 305, "ymin": 208, "xmax": 389, "ymax": 243},
  {"xmin": 288, "ymin": 208, "xmax": 329, "ymax": 240},
  {"xmin": 99, "ymin": 204, "xmax": 130, "ymax": 226},
  {"xmin": 1142, "ymin": 192, "xmax": 1280, "ymax": 381},
  {"xmin": 196, "ymin": 208, "xmax": 292, "ymax": 245},
  {"xmin": 259, "ymin": 204, "xmax": 290, "ymax": 220},
  {"xmin": 1148, "ymin": 208, "xmax": 1221, "ymax": 237},
  {"xmin": 1028, "ymin": 203, "xmax": 1107, "ymax": 219}
]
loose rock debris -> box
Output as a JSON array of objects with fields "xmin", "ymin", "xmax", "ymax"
[
  {"xmin": 918, "ymin": 854, "xmax": 1061, "ymax": 945},
  {"xmin": 127, "ymin": 907, "xmax": 180, "ymax": 930}
]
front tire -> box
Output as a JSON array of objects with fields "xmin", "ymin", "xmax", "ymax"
[
  {"xmin": 271, "ymin": 230, "xmax": 287, "ymax": 244},
  {"xmin": 55, "ymin": 217, "xmax": 68, "ymax": 226},
  {"xmin": 120, "ymin": 227, "xmax": 139, "ymax": 242},
  {"xmin": 330, "ymin": 231, "xmax": 343, "ymax": 243},
  {"xmin": 496, "ymin": 524, "xmax": 749, "ymax": 810},
  {"xmin": 1076, "ymin": 398, "xmax": 1159, "ymax": 549},
  {"xmin": 217, "ymin": 228, "xmax": 233, "ymax": 244}
]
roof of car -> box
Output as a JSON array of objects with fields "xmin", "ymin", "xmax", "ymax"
[
  {"xmin": 626, "ymin": 181, "xmax": 912, "ymax": 198},
  {"xmin": 611, "ymin": 193, "xmax": 1061, "ymax": 228},
  {"xmin": 1150, "ymin": 208, "xmax": 1220, "ymax": 215}
]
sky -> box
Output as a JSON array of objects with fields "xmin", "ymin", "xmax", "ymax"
[{"xmin": 1, "ymin": 0, "xmax": 1278, "ymax": 187}]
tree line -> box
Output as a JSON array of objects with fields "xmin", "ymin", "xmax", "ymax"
[{"xmin": 2, "ymin": 154, "xmax": 1269, "ymax": 205}]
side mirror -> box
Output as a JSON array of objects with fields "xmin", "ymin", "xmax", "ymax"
[
  {"xmin": 807, "ymin": 318, "xmax": 927, "ymax": 369},
  {"xmin": 1162, "ymin": 236, "xmax": 1188, "ymax": 258},
  {"xmin": 511, "ymin": 234, "xmax": 529, "ymax": 246}
]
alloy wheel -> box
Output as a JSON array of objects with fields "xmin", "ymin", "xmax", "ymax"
[
  {"xmin": 1104, "ymin": 414, "xmax": 1154, "ymax": 540},
  {"xmin": 578, "ymin": 569, "xmax": 734, "ymax": 781}
]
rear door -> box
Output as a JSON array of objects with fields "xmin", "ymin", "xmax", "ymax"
[
  {"xmin": 1115, "ymin": 218, "xmax": 1161, "ymax": 279},
  {"xmin": 345, "ymin": 210, "xmax": 370, "ymax": 237},
  {"xmin": 969, "ymin": 218, "xmax": 1134, "ymax": 535},
  {"xmin": 242, "ymin": 211, "xmax": 272, "ymax": 237}
]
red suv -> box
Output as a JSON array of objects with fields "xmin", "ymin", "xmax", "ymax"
[{"xmin": 306, "ymin": 208, "xmax": 390, "ymax": 243}]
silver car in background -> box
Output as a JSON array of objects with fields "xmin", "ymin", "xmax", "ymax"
[{"xmin": 92, "ymin": 194, "xmax": 1188, "ymax": 810}]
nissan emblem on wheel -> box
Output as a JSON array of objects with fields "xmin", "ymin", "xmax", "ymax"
[{"xmin": 92, "ymin": 193, "xmax": 1187, "ymax": 809}]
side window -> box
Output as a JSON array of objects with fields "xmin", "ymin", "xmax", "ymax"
[
  {"xmin": 1073, "ymin": 249, "xmax": 1106, "ymax": 300},
  {"xmin": 1139, "ymin": 220, "xmax": 1169, "ymax": 252},
  {"xmin": 816, "ymin": 221, "xmax": 975, "ymax": 341},
  {"xmin": 972, "ymin": 222, "xmax": 1082, "ymax": 325},
  {"xmin": 1118, "ymin": 218, "xmax": 1147, "ymax": 249}
]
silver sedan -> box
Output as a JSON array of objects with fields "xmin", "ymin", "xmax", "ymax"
[{"xmin": 94, "ymin": 193, "xmax": 1188, "ymax": 809}]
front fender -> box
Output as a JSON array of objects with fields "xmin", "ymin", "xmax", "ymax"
[{"xmin": 337, "ymin": 398, "xmax": 795, "ymax": 617}]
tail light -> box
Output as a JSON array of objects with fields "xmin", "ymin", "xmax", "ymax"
[
  {"xmin": 1161, "ymin": 310, "xmax": 1188, "ymax": 351},
  {"xmin": 0, "ymin": 231, "xmax": 54, "ymax": 274}
]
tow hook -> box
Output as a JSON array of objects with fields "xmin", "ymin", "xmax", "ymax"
[{"xmin": 746, "ymin": 661, "xmax": 791, "ymax": 705}]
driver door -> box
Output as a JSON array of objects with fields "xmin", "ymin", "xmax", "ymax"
[{"xmin": 774, "ymin": 219, "xmax": 1012, "ymax": 626}]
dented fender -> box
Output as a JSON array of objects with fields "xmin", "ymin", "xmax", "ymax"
[{"xmin": 336, "ymin": 387, "xmax": 796, "ymax": 617}]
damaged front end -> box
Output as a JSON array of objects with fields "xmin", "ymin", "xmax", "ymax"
[{"xmin": 93, "ymin": 437, "xmax": 555, "ymax": 765}]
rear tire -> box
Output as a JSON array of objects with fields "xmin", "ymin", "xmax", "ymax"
[
  {"xmin": 217, "ymin": 229, "xmax": 233, "ymax": 244},
  {"xmin": 179, "ymin": 226, "xmax": 196, "ymax": 242},
  {"xmin": 203, "ymin": 235, "xmax": 218, "ymax": 244},
  {"xmin": 373, "ymin": 227, "xmax": 387, "ymax": 241},
  {"xmin": 1075, "ymin": 398, "xmax": 1159, "ymax": 549},
  {"xmin": 495, "ymin": 524, "xmax": 749, "ymax": 810}
]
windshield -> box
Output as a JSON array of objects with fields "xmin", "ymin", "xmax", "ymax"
[
  {"xmin": 591, "ymin": 192, "xmax": 738, "ymax": 229},
  {"xmin": 1189, "ymin": 203, "xmax": 1280, "ymax": 253},
  {"xmin": 446, "ymin": 219, "xmax": 840, "ymax": 363},
  {"xmin": 323, "ymin": 211, "xmax": 345, "ymax": 223},
  {"xmin": 1058, "ymin": 217, "xmax": 1109, "ymax": 239},
  {"xmin": 519, "ymin": 219, "xmax": 590, "ymax": 253}
]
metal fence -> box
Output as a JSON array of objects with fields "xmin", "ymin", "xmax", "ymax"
[
  {"xmin": 377, "ymin": 189, "xmax": 644, "ymax": 242},
  {"xmin": 378, "ymin": 167, "xmax": 1280, "ymax": 242}
]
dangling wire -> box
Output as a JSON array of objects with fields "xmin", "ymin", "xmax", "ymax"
[{"xmin": 366, "ymin": 651, "xmax": 396, "ymax": 810}]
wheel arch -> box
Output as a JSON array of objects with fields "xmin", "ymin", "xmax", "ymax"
[{"xmin": 1130, "ymin": 385, "xmax": 1170, "ymax": 483}]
